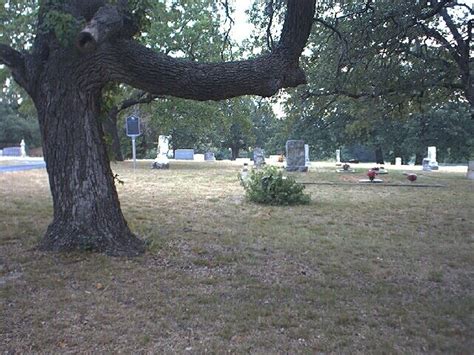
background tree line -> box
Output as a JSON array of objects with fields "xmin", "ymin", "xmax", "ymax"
[{"xmin": 1, "ymin": 0, "xmax": 472, "ymax": 163}]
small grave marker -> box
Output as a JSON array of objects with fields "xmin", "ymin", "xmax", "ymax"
[
  {"xmin": 336, "ymin": 163, "xmax": 355, "ymax": 173},
  {"xmin": 2, "ymin": 147, "xmax": 21, "ymax": 157},
  {"xmin": 204, "ymin": 152, "xmax": 216, "ymax": 161},
  {"xmin": 253, "ymin": 148, "xmax": 265, "ymax": 168},
  {"xmin": 175, "ymin": 149, "xmax": 194, "ymax": 160},
  {"xmin": 467, "ymin": 161, "xmax": 474, "ymax": 180}
]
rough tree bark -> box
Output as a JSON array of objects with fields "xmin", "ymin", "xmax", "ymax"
[
  {"xmin": 103, "ymin": 106, "xmax": 124, "ymax": 161},
  {"xmin": 231, "ymin": 146, "xmax": 240, "ymax": 161},
  {"xmin": 375, "ymin": 147, "xmax": 384, "ymax": 164},
  {"xmin": 0, "ymin": 0, "xmax": 316, "ymax": 256}
]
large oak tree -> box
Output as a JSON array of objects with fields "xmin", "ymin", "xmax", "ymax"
[{"xmin": 0, "ymin": 0, "xmax": 316, "ymax": 256}]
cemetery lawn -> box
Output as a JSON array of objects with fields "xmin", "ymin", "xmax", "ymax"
[{"xmin": 1, "ymin": 161, "xmax": 473, "ymax": 353}]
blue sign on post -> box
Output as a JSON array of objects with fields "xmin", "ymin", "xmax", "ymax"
[
  {"xmin": 126, "ymin": 115, "xmax": 141, "ymax": 170},
  {"xmin": 126, "ymin": 115, "xmax": 140, "ymax": 137}
]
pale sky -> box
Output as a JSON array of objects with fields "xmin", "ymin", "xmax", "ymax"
[{"xmin": 230, "ymin": 0, "xmax": 254, "ymax": 43}]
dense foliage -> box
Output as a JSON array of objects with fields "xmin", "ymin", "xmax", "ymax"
[
  {"xmin": 249, "ymin": 0, "xmax": 473, "ymax": 163},
  {"xmin": 0, "ymin": 103, "xmax": 41, "ymax": 149},
  {"xmin": 240, "ymin": 166, "xmax": 310, "ymax": 205}
]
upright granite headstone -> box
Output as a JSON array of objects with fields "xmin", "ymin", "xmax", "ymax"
[
  {"xmin": 422, "ymin": 158, "xmax": 432, "ymax": 171},
  {"xmin": 253, "ymin": 148, "xmax": 265, "ymax": 167},
  {"xmin": 467, "ymin": 161, "xmax": 474, "ymax": 180},
  {"xmin": 153, "ymin": 135, "xmax": 170, "ymax": 169},
  {"xmin": 204, "ymin": 152, "xmax": 216, "ymax": 161},
  {"xmin": 395, "ymin": 157, "xmax": 402, "ymax": 166},
  {"xmin": 175, "ymin": 149, "xmax": 194, "ymax": 160},
  {"xmin": 286, "ymin": 140, "xmax": 308, "ymax": 172}
]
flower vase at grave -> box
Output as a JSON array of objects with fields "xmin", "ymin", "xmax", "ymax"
[{"xmin": 367, "ymin": 170, "xmax": 377, "ymax": 182}]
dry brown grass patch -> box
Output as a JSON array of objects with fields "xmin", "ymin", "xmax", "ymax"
[{"xmin": 1, "ymin": 161, "xmax": 473, "ymax": 352}]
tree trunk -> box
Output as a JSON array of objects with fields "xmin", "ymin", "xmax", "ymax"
[
  {"xmin": 231, "ymin": 147, "xmax": 239, "ymax": 161},
  {"xmin": 415, "ymin": 153, "xmax": 424, "ymax": 165},
  {"xmin": 34, "ymin": 73, "xmax": 144, "ymax": 256},
  {"xmin": 0, "ymin": 0, "xmax": 316, "ymax": 257},
  {"xmin": 102, "ymin": 107, "xmax": 124, "ymax": 161},
  {"xmin": 375, "ymin": 146, "xmax": 384, "ymax": 164}
]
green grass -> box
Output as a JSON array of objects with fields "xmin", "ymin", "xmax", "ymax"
[{"xmin": 0, "ymin": 161, "xmax": 473, "ymax": 353}]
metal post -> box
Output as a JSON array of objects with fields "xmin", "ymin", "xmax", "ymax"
[{"xmin": 132, "ymin": 136, "xmax": 136, "ymax": 170}]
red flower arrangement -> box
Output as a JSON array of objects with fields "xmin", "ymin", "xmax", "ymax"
[
  {"xmin": 407, "ymin": 173, "xmax": 417, "ymax": 182},
  {"xmin": 367, "ymin": 170, "xmax": 377, "ymax": 181}
]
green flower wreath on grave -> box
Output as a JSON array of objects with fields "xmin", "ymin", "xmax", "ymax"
[{"xmin": 240, "ymin": 166, "xmax": 310, "ymax": 205}]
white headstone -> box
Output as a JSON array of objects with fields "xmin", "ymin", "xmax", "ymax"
[
  {"xmin": 336, "ymin": 149, "xmax": 341, "ymax": 164},
  {"xmin": 153, "ymin": 135, "xmax": 171, "ymax": 168},
  {"xmin": 467, "ymin": 161, "xmax": 474, "ymax": 180},
  {"xmin": 304, "ymin": 144, "xmax": 310, "ymax": 167},
  {"xmin": 20, "ymin": 139, "xmax": 26, "ymax": 158},
  {"xmin": 194, "ymin": 154, "xmax": 205, "ymax": 161},
  {"xmin": 428, "ymin": 146, "xmax": 437, "ymax": 162},
  {"xmin": 425, "ymin": 146, "xmax": 439, "ymax": 170},
  {"xmin": 395, "ymin": 157, "xmax": 402, "ymax": 166}
]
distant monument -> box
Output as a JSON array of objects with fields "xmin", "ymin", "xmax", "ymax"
[
  {"xmin": 286, "ymin": 140, "xmax": 308, "ymax": 172},
  {"xmin": 336, "ymin": 149, "xmax": 341, "ymax": 165},
  {"xmin": 422, "ymin": 146, "xmax": 439, "ymax": 171},
  {"xmin": 152, "ymin": 135, "xmax": 170, "ymax": 169},
  {"xmin": 20, "ymin": 139, "xmax": 27, "ymax": 158}
]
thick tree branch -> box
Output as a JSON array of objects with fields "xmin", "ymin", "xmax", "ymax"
[
  {"xmin": 117, "ymin": 91, "xmax": 161, "ymax": 112},
  {"xmin": 439, "ymin": 7, "xmax": 468, "ymax": 55},
  {"xmin": 277, "ymin": 0, "xmax": 316, "ymax": 58},
  {"xmin": 0, "ymin": 44, "xmax": 28, "ymax": 89},
  {"xmin": 418, "ymin": 0, "xmax": 453, "ymax": 20},
  {"xmin": 301, "ymin": 74, "xmax": 461, "ymax": 101},
  {"xmin": 420, "ymin": 24, "xmax": 461, "ymax": 62},
  {"xmin": 220, "ymin": 0, "xmax": 235, "ymax": 60},
  {"xmin": 102, "ymin": 0, "xmax": 316, "ymax": 101},
  {"xmin": 105, "ymin": 42, "xmax": 305, "ymax": 100},
  {"xmin": 265, "ymin": 0, "xmax": 275, "ymax": 51}
]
